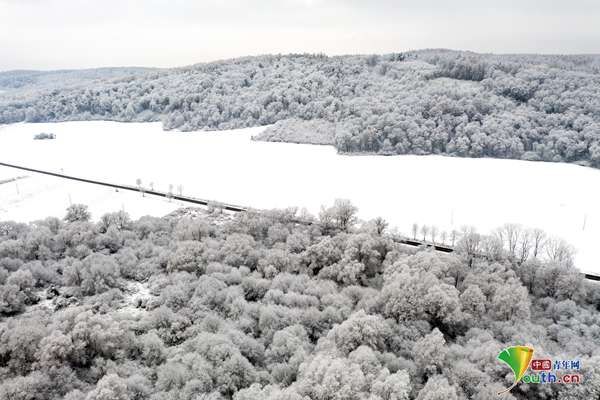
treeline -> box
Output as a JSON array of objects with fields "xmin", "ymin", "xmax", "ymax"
[
  {"xmin": 0, "ymin": 202, "xmax": 598, "ymax": 399},
  {"xmin": 0, "ymin": 67, "xmax": 152, "ymax": 90},
  {"xmin": 2, "ymin": 50, "xmax": 600, "ymax": 168},
  {"xmin": 407, "ymin": 222, "xmax": 575, "ymax": 268}
]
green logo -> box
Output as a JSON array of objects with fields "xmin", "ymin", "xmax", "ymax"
[{"xmin": 497, "ymin": 346, "xmax": 534, "ymax": 395}]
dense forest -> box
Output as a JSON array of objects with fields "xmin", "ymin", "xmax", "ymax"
[
  {"xmin": 0, "ymin": 203, "xmax": 598, "ymax": 399},
  {"xmin": 1, "ymin": 50, "xmax": 600, "ymax": 168}
]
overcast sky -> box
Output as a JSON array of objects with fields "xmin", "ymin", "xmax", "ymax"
[{"xmin": 1, "ymin": 0, "xmax": 599, "ymax": 71}]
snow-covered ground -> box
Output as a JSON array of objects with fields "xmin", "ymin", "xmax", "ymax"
[
  {"xmin": 1, "ymin": 121, "xmax": 599, "ymax": 274},
  {"xmin": 0, "ymin": 170, "xmax": 183, "ymax": 221}
]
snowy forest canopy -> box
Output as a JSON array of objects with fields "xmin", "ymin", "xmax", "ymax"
[
  {"xmin": 0, "ymin": 204, "xmax": 599, "ymax": 400},
  {"xmin": 1, "ymin": 50, "xmax": 600, "ymax": 168}
]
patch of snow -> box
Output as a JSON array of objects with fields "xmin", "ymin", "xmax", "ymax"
[
  {"xmin": 35, "ymin": 298, "xmax": 54, "ymax": 310},
  {"xmin": 23, "ymin": 289, "xmax": 56, "ymax": 313},
  {"xmin": 124, "ymin": 280, "xmax": 152, "ymax": 302},
  {"xmin": 167, "ymin": 207, "xmax": 235, "ymax": 225},
  {"xmin": 117, "ymin": 280, "xmax": 153, "ymax": 317},
  {"xmin": 0, "ymin": 121, "xmax": 599, "ymax": 274}
]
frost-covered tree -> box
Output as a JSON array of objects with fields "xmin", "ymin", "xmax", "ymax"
[
  {"xmin": 4, "ymin": 52, "xmax": 600, "ymax": 169},
  {"xmin": 0, "ymin": 205, "xmax": 596, "ymax": 400},
  {"xmin": 64, "ymin": 204, "xmax": 91, "ymax": 223},
  {"xmin": 416, "ymin": 375, "xmax": 459, "ymax": 400}
]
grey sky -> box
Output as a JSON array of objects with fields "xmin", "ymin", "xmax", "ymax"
[{"xmin": 1, "ymin": 0, "xmax": 599, "ymax": 70}]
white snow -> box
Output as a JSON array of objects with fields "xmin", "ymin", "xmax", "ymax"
[
  {"xmin": 1, "ymin": 121, "xmax": 599, "ymax": 274},
  {"xmin": 0, "ymin": 169, "xmax": 184, "ymax": 222},
  {"xmin": 117, "ymin": 280, "xmax": 153, "ymax": 317}
]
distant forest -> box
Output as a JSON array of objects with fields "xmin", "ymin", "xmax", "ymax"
[
  {"xmin": 1, "ymin": 50, "xmax": 600, "ymax": 167},
  {"xmin": 0, "ymin": 203, "xmax": 598, "ymax": 399}
]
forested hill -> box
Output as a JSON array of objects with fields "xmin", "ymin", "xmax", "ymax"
[
  {"xmin": 0, "ymin": 204, "xmax": 599, "ymax": 399},
  {"xmin": 2, "ymin": 50, "xmax": 600, "ymax": 167}
]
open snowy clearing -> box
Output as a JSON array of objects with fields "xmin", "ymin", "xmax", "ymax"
[
  {"xmin": 0, "ymin": 169, "xmax": 183, "ymax": 222},
  {"xmin": 0, "ymin": 121, "xmax": 599, "ymax": 274}
]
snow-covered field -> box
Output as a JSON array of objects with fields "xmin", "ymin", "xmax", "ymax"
[
  {"xmin": 0, "ymin": 171, "xmax": 183, "ymax": 222},
  {"xmin": 1, "ymin": 121, "xmax": 599, "ymax": 274}
]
